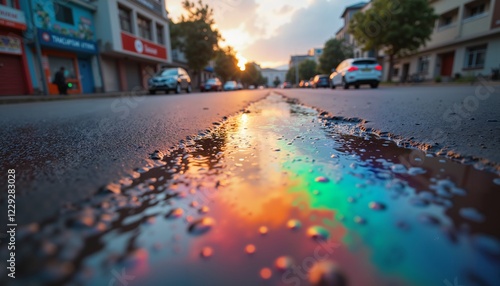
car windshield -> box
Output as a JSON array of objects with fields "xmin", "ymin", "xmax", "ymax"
[
  {"xmin": 353, "ymin": 60, "xmax": 377, "ymax": 65},
  {"xmin": 157, "ymin": 69, "xmax": 177, "ymax": 76},
  {"xmin": 207, "ymin": 79, "xmax": 217, "ymax": 83},
  {"xmin": 225, "ymin": 81, "xmax": 236, "ymax": 86}
]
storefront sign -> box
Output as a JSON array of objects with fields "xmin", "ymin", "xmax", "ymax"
[
  {"xmin": 38, "ymin": 29, "xmax": 97, "ymax": 54},
  {"xmin": 121, "ymin": 32, "xmax": 167, "ymax": 60},
  {"xmin": 0, "ymin": 35, "xmax": 22, "ymax": 54},
  {"xmin": 0, "ymin": 5, "xmax": 27, "ymax": 30}
]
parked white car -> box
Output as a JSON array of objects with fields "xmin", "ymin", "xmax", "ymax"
[{"xmin": 330, "ymin": 58, "xmax": 382, "ymax": 89}]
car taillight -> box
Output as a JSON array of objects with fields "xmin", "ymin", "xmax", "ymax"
[
  {"xmin": 347, "ymin": 66, "xmax": 359, "ymax": 72},
  {"xmin": 375, "ymin": 65, "xmax": 382, "ymax": 71}
]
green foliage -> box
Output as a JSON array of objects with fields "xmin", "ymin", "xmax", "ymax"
[
  {"xmin": 286, "ymin": 68, "xmax": 297, "ymax": 84},
  {"xmin": 171, "ymin": 1, "xmax": 221, "ymax": 73},
  {"xmin": 214, "ymin": 46, "xmax": 239, "ymax": 82},
  {"xmin": 241, "ymin": 62, "xmax": 264, "ymax": 87},
  {"xmin": 434, "ymin": 76, "xmax": 442, "ymax": 83},
  {"xmin": 318, "ymin": 39, "xmax": 353, "ymax": 74},
  {"xmin": 349, "ymin": 0, "xmax": 437, "ymax": 81},
  {"xmin": 299, "ymin": 60, "xmax": 317, "ymax": 81}
]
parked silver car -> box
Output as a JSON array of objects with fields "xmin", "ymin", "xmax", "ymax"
[
  {"xmin": 148, "ymin": 67, "xmax": 192, "ymax": 94},
  {"xmin": 330, "ymin": 58, "xmax": 382, "ymax": 89}
]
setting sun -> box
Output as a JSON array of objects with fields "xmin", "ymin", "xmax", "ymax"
[{"xmin": 236, "ymin": 53, "xmax": 247, "ymax": 71}]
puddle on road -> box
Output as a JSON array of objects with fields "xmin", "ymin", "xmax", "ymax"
[{"xmin": 6, "ymin": 94, "xmax": 500, "ymax": 286}]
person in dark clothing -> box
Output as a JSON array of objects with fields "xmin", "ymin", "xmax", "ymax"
[{"xmin": 53, "ymin": 67, "xmax": 68, "ymax": 95}]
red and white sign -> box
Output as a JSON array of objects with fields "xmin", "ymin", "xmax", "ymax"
[
  {"xmin": 0, "ymin": 5, "xmax": 26, "ymax": 30},
  {"xmin": 121, "ymin": 32, "xmax": 167, "ymax": 60}
]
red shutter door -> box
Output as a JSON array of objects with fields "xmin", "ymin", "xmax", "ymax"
[{"xmin": 0, "ymin": 54, "xmax": 27, "ymax": 95}]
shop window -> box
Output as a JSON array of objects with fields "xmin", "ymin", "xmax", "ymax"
[
  {"xmin": 54, "ymin": 3, "xmax": 74, "ymax": 25},
  {"xmin": 156, "ymin": 24, "xmax": 164, "ymax": 45},
  {"xmin": 119, "ymin": 5, "xmax": 132, "ymax": 33},
  {"xmin": 137, "ymin": 15, "xmax": 152, "ymax": 41},
  {"xmin": 464, "ymin": 45, "xmax": 487, "ymax": 69}
]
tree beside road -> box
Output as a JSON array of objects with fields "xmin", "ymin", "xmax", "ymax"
[
  {"xmin": 318, "ymin": 39, "xmax": 353, "ymax": 74},
  {"xmin": 349, "ymin": 0, "xmax": 437, "ymax": 81}
]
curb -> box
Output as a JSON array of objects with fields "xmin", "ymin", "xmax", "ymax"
[{"xmin": 0, "ymin": 91, "xmax": 149, "ymax": 105}]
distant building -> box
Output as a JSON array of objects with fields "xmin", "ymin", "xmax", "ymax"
[
  {"xmin": 390, "ymin": 0, "xmax": 500, "ymax": 82},
  {"xmin": 308, "ymin": 48, "xmax": 323, "ymax": 64},
  {"xmin": 289, "ymin": 55, "xmax": 315, "ymax": 69},
  {"xmin": 261, "ymin": 68, "xmax": 287, "ymax": 87}
]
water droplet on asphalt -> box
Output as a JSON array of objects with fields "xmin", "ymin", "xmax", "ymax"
[
  {"xmin": 188, "ymin": 217, "xmax": 215, "ymax": 235},
  {"xmin": 459, "ymin": 208, "xmax": 485, "ymax": 222},
  {"xmin": 260, "ymin": 268, "xmax": 272, "ymax": 279},
  {"xmin": 315, "ymin": 176, "xmax": 330, "ymax": 183},
  {"xmin": 354, "ymin": 216, "xmax": 366, "ymax": 224},
  {"xmin": 199, "ymin": 206, "xmax": 210, "ymax": 214},
  {"xmin": 275, "ymin": 256, "xmax": 294, "ymax": 271},
  {"xmin": 259, "ymin": 226, "xmax": 268, "ymax": 235},
  {"xmin": 391, "ymin": 164, "xmax": 407, "ymax": 173},
  {"xmin": 200, "ymin": 247, "xmax": 214, "ymax": 258},
  {"xmin": 409, "ymin": 198, "xmax": 429, "ymax": 207},
  {"xmin": 287, "ymin": 219, "xmax": 302, "ymax": 230},
  {"xmin": 245, "ymin": 244, "xmax": 256, "ymax": 254},
  {"xmin": 166, "ymin": 208, "xmax": 184, "ymax": 219},
  {"xmin": 472, "ymin": 234, "xmax": 500, "ymax": 257},
  {"xmin": 368, "ymin": 202, "xmax": 386, "ymax": 210},
  {"xmin": 308, "ymin": 260, "xmax": 347, "ymax": 286},
  {"xmin": 307, "ymin": 226, "xmax": 330, "ymax": 240}
]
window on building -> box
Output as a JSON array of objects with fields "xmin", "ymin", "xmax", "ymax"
[
  {"xmin": 464, "ymin": 1, "xmax": 487, "ymax": 19},
  {"xmin": 137, "ymin": 15, "xmax": 152, "ymax": 40},
  {"xmin": 393, "ymin": 68, "xmax": 399, "ymax": 77},
  {"xmin": 119, "ymin": 5, "xmax": 132, "ymax": 33},
  {"xmin": 54, "ymin": 3, "xmax": 74, "ymax": 25},
  {"xmin": 156, "ymin": 24, "xmax": 164, "ymax": 44},
  {"xmin": 418, "ymin": 56, "xmax": 430, "ymax": 74},
  {"xmin": 464, "ymin": 45, "xmax": 487, "ymax": 69}
]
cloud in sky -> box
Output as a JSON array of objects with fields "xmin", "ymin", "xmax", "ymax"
[{"xmin": 168, "ymin": 0, "xmax": 364, "ymax": 68}]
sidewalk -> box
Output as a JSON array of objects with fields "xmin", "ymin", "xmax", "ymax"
[{"xmin": 0, "ymin": 90, "xmax": 148, "ymax": 105}]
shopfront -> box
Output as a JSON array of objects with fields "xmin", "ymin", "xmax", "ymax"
[
  {"xmin": 25, "ymin": 0, "xmax": 101, "ymax": 95},
  {"xmin": 0, "ymin": 3, "xmax": 32, "ymax": 95},
  {"xmin": 38, "ymin": 29, "xmax": 97, "ymax": 94}
]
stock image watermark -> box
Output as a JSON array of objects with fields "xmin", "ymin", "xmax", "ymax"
[{"xmin": 6, "ymin": 169, "xmax": 17, "ymax": 279}]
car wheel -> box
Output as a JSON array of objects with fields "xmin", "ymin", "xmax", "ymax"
[
  {"xmin": 330, "ymin": 83, "xmax": 336, "ymax": 89},
  {"xmin": 370, "ymin": 83, "xmax": 379, "ymax": 89},
  {"xmin": 175, "ymin": 84, "xmax": 181, "ymax": 94},
  {"xmin": 149, "ymin": 90, "xmax": 156, "ymax": 95},
  {"xmin": 343, "ymin": 78, "xmax": 349, "ymax": 90},
  {"xmin": 186, "ymin": 85, "xmax": 192, "ymax": 93},
  {"xmin": 355, "ymin": 84, "xmax": 360, "ymax": 89}
]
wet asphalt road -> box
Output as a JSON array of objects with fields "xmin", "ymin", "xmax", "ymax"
[
  {"xmin": 1, "ymin": 85, "xmax": 499, "ymax": 225},
  {"xmin": 279, "ymin": 84, "xmax": 500, "ymax": 164}
]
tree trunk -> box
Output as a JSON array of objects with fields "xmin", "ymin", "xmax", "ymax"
[{"xmin": 388, "ymin": 54, "xmax": 395, "ymax": 83}]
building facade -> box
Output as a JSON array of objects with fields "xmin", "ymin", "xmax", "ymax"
[
  {"xmin": 261, "ymin": 68, "xmax": 287, "ymax": 87},
  {"xmin": 391, "ymin": 0, "xmax": 500, "ymax": 82},
  {"xmin": 0, "ymin": 0, "xmax": 32, "ymax": 95},
  {"xmin": 21, "ymin": 0, "xmax": 102, "ymax": 95},
  {"xmin": 337, "ymin": 0, "xmax": 500, "ymax": 82},
  {"xmin": 94, "ymin": 0, "xmax": 172, "ymax": 92}
]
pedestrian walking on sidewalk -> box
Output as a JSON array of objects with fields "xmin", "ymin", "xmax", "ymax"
[{"xmin": 53, "ymin": 67, "xmax": 68, "ymax": 95}]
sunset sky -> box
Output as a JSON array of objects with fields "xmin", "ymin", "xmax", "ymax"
[{"xmin": 167, "ymin": 0, "xmax": 364, "ymax": 69}]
